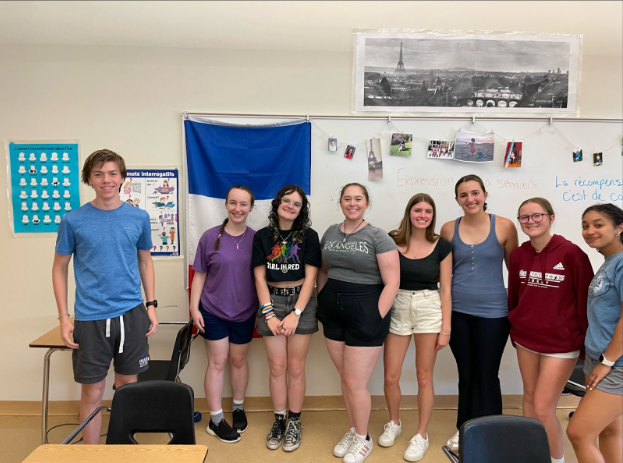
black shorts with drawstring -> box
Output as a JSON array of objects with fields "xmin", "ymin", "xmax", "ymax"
[
  {"xmin": 316, "ymin": 279, "xmax": 390, "ymax": 347},
  {"xmin": 72, "ymin": 303, "xmax": 151, "ymax": 384}
]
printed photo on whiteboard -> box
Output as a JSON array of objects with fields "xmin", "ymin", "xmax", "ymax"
[
  {"xmin": 503, "ymin": 142, "xmax": 522, "ymax": 168},
  {"xmin": 328, "ymin": 138, "xmax": 338, "ymax": 152},
  {"xmin": 572, "ymin": 149, "xmax": 583, "ymax": 162},
  {"xmin": 121, "ymin": 169, "xmax": 180, "ymax": 256},
  {"xmin": 454, "ymin": 130, "xmax": 494, "ymax": 163},
  {"xmin": 427, "ymin": 139, "xmax": 455, "ymax": 159},
  {"xmin": 593, "ymin": 152, "xmax": 603, "ymax": 166},
  {"xmin": 367, "ymin": 138, "xmax": 383, "ymax": 181},
  {"xmin": 390, "ymin": 133, "xmax": 412, "ymax": 156},
  {"xmin": 344, "ymin": 145, "xmax": 356, "ymax": 159}
]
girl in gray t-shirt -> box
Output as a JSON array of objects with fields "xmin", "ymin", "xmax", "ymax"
[{"xmin": 316, "ymin": 183, "xmax": 399, "ymax": 463}]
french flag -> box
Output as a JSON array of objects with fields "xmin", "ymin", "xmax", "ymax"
[{"xmin": 184, "ymin": 117, "xmax": 311, "ymax": 291}]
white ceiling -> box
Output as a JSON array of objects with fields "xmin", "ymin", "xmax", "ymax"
[{"xmin": 0, "ymin": 1, "xmax": 620, "ymax": 56}]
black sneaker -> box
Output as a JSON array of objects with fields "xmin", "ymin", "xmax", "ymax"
[
  {"xmin": 207, "ymin": 419, "xmax": 241, "ymax": 443},
  {"xmin": 266, "ymin": 415, "xmax": 286, "ymax": 450},
  {"xmin": 232, "ymin": 408, "xmax": 248, "ymax": 433},
  {"xmin": 283, "ymin": 419, "xmax": 302, "ymax": 452}
]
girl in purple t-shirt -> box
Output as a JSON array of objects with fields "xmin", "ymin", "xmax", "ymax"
[{"xmin": 189, "ymin": 185, "xmax": 258, "ymax": 444}]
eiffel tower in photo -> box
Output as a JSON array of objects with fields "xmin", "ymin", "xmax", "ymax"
[{"xmin": 395, "ymin": 42, "xmax": 406, "ymax": 73}]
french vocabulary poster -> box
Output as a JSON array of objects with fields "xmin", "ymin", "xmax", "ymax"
[
  {"xmin": 121, "ymin": 168, "xmax": 180, "ymax": 257},
  {"xmin": 8, "ymin": 142, "xmax": 81, "ymax": 234}
]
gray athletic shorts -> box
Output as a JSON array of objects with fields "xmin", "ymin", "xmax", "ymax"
[
  {"xmin": 256, "ymin": 291, "xmax": 318, "ymax": 336},
  {"xmin": 72, "ymin": 303, "xmax": 151, "ymax": 384},
  {"xmin": 584, "ymin": 355, "xmax": 623, "ymax": 396}
]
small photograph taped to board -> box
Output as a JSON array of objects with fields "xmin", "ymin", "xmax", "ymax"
[
  {"xmin": 328, "ymin": 138, "xmax": 338, "ymax": 152},
  {"xmin": 454, "ymin": 130, "xmax": 494, "ymax": 163},
  {"xmin": 390, "ymin": 133, "xmax": 412, "ymax": 156},
  {"xmin": 503, "ymin": 142, "xmax": 522, "ymax": 168},
  {"xmin": 367, "ymin": 138, "xmax": 383, "ymax": 181},
  {"xmin": 344, "ymin": 145, "xmax": 356, "ymax": 159},
  {"xmin": 427, "ymin": 140, "xmax": 454, "ymax": 160},
  {"xmin": 593, "ymin": 152, "xmax": 603, "ymax": 166},
  {"xmin": 573, "ymin": 149, "xmax": 583, "ymax": 162}
]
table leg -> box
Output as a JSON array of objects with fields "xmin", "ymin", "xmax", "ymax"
[{"xmin": 41, "ymin": 347, "xmax": 64, "ymax": 444}]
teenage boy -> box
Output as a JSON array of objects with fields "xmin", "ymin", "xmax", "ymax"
[{"xmin": 52, "ymin": 149, "xmax": 158, "ymax": 444}]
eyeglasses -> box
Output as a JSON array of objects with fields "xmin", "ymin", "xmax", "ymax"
[
  {"xmin": 282, "ymin": 197, "xmax": 303, "ymax": 209},
  {"xmin": 517, "ymin": 213, "xmax": 549, "ymax": 224}
]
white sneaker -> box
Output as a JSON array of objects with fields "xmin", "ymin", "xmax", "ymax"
[
  {"xmin": 404, "ymin": 434, "xmax": 429, "ymax": 462},
  {"xmin": 343, "ymin": 435, "xmax": 373, "ymax": 463},
  {"xmin": 446, "ymin": 430, "xmax": 459, "ymax": 452},
  {"xmin": 334, "ymin": 428, "xmax": 356, "ymax": 458},
  {"xmin": 378, "ymin": 420, "xmax": 402, "ymax": 447}
]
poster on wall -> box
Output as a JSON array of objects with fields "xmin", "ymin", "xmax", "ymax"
[
  {"xmin": 6, "ymin": 141, "xmax": 81, "ymax": 234},
  {"xmin": 121, "ymin": 168, "xmax": 180, "ymax": 257},
  {"xmin": 354, "ymin": 31, "xmax": 581, "ymax": 114}
]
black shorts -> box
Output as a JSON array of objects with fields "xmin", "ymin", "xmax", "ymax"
[
  {"xmin": 316, "ymin": 279, "xmax": 390, "ymax": 347},
  {"xmin": 72, "ymin": 303, "xmax": 151, "ymax": 384}
]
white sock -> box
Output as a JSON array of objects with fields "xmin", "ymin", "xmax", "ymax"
[
  {"xmin": 232, "ymin": 398, "xmax": 244, "ymax": 411},
  {"xmin": 274, "ymin": 409, "xmax": 286, "ymax": 417},
  {"xmin": 210, "ymin": 408, "xmax": 224, "ymax": 425},
  {"xmin": 551, "ymin": 457, "xmax": 564, "ymax": 463},
  {"xmin": 355, "ymin": 432, "xmax": 367, "ymax": 440}
]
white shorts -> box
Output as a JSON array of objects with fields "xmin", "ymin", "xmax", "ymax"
[
  {"xmin": 516, "ymin": 342, "xmax": 580, "ymax": 359},
  {"xmin": 390, "ymin": 289, "xmax": 442, "ymax": 335}
]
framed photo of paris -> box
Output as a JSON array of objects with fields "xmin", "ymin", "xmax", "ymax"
[{"xmin": 354, "ymin": 31, "xmax": 581, "ymax": 114}]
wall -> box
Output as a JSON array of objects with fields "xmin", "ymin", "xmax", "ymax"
[{"xmin": 0, "ymin": 5, "xmax": 621, "ymax": 401}]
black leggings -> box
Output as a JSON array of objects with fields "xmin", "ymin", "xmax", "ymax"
[{"xmin": 449, "ymin": 311, "xmax": 510, "ymax": 429}]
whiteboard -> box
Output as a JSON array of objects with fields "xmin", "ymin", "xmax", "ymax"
[{"xmin": 187, "ymin": 114, "xmax": 622, "ymax": 395}]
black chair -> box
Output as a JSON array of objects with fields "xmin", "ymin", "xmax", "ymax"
[
  {"xmin": 563, "ymin": 358, "xmax": 586, "ymax": 398},
  {"xmin": 63, "ymin": 380, "xmax": 196, "ymax": 444},
  {"xmin": 443, "ymin": 415, "xmax": 551, "ymax": 463},
  {"xmin": 138, "ymin": 320, "xmax": 197, "ymax": 382}
]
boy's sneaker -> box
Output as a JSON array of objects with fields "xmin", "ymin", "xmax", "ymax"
[
  {"xmin": 343, "ymin": 435, "xmax": 373, "ymax": 463},
  {"xmin": 333, "ymin": 427, "xmax": 356, "ymax": 457},
  {"xmin": 404, "ymin": 434, "xmax": 429, "ymax": 462},
  {"xmin": 207, "ymin": 419, "xmax": 241, "ymax": 443},
  {"xmin": 266, "ymin": 415, "xmax": 286, "ymax": 450},
  {"xmin": 283, "ymin": 419, "xmax": 302, "ymax": 452},
  {"xmin": 377, "ymin": 420, "xmax": 402, "ymax": 447},
  {"xmin": 232, "ymin": 409, "xmax": 248, "ymax": 433},
  {"xmin": 446, "ymin": 430, "xmax": 459, "ymax": 452}
]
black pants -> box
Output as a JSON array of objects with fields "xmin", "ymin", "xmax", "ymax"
[{"xmin": 449, "ymin": 311, "xmax": 510, "ymax": 429}]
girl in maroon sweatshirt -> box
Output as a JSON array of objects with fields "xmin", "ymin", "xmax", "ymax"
[{"xmin": 508, "ymin": 197, "xmax": 593, "ymax": 463}]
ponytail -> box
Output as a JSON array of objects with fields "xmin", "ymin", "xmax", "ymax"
[{"xmin": 214, "ymin": 218, "xmax": 228, "ymax": 250}]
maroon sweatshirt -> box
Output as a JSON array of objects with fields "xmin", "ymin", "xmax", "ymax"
[{"xmin": 508, "ymin": 234, "xmax": 593, "ymax": 354}]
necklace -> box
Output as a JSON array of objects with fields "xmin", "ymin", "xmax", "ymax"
[
  {"xmin": 410, "ymin": 242, "xmax": 426, "ymax": 258},
  {"xmin": 342, "ymin": 219, "xmax": 365, "ymax": 243},
  {"xmin": 279, "ymin": 230, "xmax": 293, "ymax": 244},
  {"xmin": 229, "ymin": 228, "xmax": 247, "ymax": 250}
]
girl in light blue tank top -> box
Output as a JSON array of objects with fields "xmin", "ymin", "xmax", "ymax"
[
  {"xmin": 451, "ymin": 214, "xmax": 508, "ymax": 318},
  {"xmin": 440, "ymin": 175, "xmax": 518, "ymax": 451}
]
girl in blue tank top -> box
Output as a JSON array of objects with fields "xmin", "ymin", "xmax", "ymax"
[{"xmin": 440, "ymin": 174, "xmax": 518, "ymax": 452}]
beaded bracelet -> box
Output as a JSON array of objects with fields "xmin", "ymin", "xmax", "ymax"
[
  {"xmin": 265, "ymin": 313, "xmax": 276, "ymax": 321},
  {"xmin": 263, "ymin": 309, "xmax": 275, "ymax": 319}
]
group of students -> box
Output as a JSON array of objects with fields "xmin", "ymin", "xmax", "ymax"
[{"xmin": 53, "ymin": 149, "xmax": 622, "ymax": 463}]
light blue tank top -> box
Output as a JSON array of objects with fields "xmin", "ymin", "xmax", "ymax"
[{"xmin": 451, "ymin": 214, "xmax": 508, "ymax": 318}]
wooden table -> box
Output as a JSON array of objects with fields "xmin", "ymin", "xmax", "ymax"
[
  {"xmin": 22, "ymin": 444, "xmax": 208, "ymax": 463},
  {"xmin": 29, "ymin": 323, "xmax": 70, "ymax": 445}
]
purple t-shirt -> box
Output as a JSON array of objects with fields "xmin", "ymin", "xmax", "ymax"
[{"xmin": 192, "ymin": 225, "xmax": 258, "ymax": 322}]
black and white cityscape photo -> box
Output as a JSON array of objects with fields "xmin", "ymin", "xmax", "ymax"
[{"xmin": 354, "ymin": 33, "xmax": 581, "ymax": 113}]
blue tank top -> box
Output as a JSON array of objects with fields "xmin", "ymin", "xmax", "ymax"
[{"xmin": 451, "ymin": 214, "xmax": 508, "ymax": 318}]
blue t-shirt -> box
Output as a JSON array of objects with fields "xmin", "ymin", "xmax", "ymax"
[
  {"xmin": 55, "ymin": 202, "xmax": 153, "ymax": 321},
  {"xmin": 585, "ymin": 251, "xmax": 623, "ymax": 366}
]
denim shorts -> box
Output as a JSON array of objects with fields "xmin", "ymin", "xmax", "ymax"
[{"xmin": 256, "ymin": 291, "xmax": 318, "ymax": 336}]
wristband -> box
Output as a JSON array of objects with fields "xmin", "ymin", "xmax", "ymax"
[
  {"xmin": 57, "ymin": 313, "xmax": 70, "ymax": 320},
  {"xmin": 599, "ymin": 354, "xmax": 615, "ymax": 367},
  {"xmin": 260, "ymin": 302, "xmax": 273, "ymax": 310},
  {"xmin": 265, "ymin": 313, "xmax": 275, "ymax": 321}
]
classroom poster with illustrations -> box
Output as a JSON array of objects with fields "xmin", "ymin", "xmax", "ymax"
[
  {"xmin": 121, "ymin": 168, "xmax": 180, "ymax": 257},
  {"xmin": 7, "ymin": 142, "xmax": 81, "ymax": 234}
]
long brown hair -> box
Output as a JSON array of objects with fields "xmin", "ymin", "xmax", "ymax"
[
  {"xmin": 390, "ymin": 193, "xmax": 439, "ymax": 248},
  {"xmin": 214, "ymin": 185, "xmax": 255, "ymax": 250}
]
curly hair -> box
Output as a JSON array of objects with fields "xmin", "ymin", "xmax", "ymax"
[
  {"xmin": 583, "ymin": 203, "xmax": 623, "ymax": 245},
  {"xmin": 268, "ymin": 184, "xmax": 311, "ymax": 243}
]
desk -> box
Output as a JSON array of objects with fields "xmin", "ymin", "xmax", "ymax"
[
  {"xmin": 22, "ymin": 444, "xmax": 208, "ymax": 463},
  {"xmin": 29, "ymin": 323, "xmax": 70, "ymax": 444}
]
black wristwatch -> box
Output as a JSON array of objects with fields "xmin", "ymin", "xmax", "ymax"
[{"xmin": 146, "ymin": 300, "xmax": 158, "ymax": 309}]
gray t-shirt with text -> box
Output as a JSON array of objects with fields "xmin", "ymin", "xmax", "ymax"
[{"xmin": 321, "ymin": 223, "xmax": 397, "ymax": 285}]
